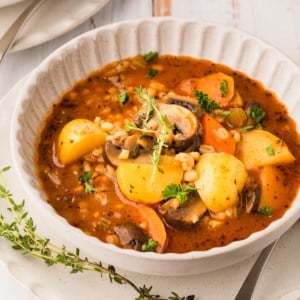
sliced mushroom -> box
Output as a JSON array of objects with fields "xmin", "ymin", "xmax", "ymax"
[
  {"xmin": 123, "ymin": 134, "xmax": 141, "ymax": 158},
  {"xmin": 167, "ymin": 93, "xmax": 204, "ymax": 119},
  {"xmin": 241, "ymin": 176, "xmax": 261, "ymax": 213},
  {"xmin": 103, "ymin": 140, "xmax": 152, "ymax": 168},
  {"xmin": 103, "ymin": 141, "xmax": 123, "ymax": 167},
  {"xmin": 133, "ymin": 102, "xmax": 201, "ymax": 152},
  {"xmin": 114, "ymin": 222, "xmax": 149, "ymax": 250},
  {"xmin": 160, "ymin": 191, "xmax": 207, "ymax": 228},
  {"xmin": 157, "ymin": 103, "xmax": 200, "ymax": 152}
]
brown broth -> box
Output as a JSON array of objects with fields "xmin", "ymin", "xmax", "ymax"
[{"xmin": 36, "ymin": 55, "xmax": 300, "ymax": 253}]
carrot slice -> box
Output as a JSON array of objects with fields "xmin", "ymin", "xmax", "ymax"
[
  {"xmin": 195, "ymin": 72, "xmax": 234, "ymax": 106},
  {"xmin": 174, "ymin": 73, "xmax": 234, "ymax": 107},
  {"xmin": 201, "ymin": 113, "xmax": 236, "ymax": 155},
  {"xmin": 137, "ymin": 205, "xmax": 167, "ymax": 253}
]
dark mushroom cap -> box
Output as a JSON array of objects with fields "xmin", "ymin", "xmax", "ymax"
[
  {"xmin": 160, "ymin": 191, "xmax": 207, "ymax": 228},
  {"xmin": 103, "ymin": 139, "xmax": 153, "ymax": 168},
  {"xmin": 167, "ymin": 93, "xmax": 204, "ymax": 119},
  {"xmin": 240, "ymin": 176, "xmax": 261, "ymax": 213},
  {"xmin": 114, "ymin": 222, "xmax": 149, "ymax": 250},
  {"xmin": 156, "ymin": 103, "xmax": 201, "ymax": 152}
]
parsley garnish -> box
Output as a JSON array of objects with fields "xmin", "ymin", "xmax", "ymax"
[
  {"xmin": 84, "ymin": 182, "xmax": 96, "ymax": 193},
  {"xmin": 146, "ymin": 68, "xmax": 158, "ymax": 78},
  {"xmin": 265, "ymin": 144, "xmax": 275, "ymax": 156},
  {"xmin": 141, "ymin": 238, "xmax": 158, "ymax": 252},
  {"xmin": 78, "ymin": 171, "xmax": 95, "ymax": 193},
  {"xmin": 162, "ymin": 183, "xmax": 197, "ymax": 205},
  {"xmin": 250, "ymin": 105, "xmax": 265, "ymax": 123},
  {"xmin": 78, "ymin": 171, "xmax": 92, "ymax": 183},
  {"xmin": 259, "ymin": 205, "xmax": 273, "ymax": 217},
  {"xmin": 194, "ymin": 90, "xmax": 220, "ymax": 113},
  {"xmin": 144, "ymin": 51, "xmax": 158, "ymax": 62},
  {"xmin": 117, "ymin": 91, "xmax": 129, "ymax": 104},
  {"xmin": 220, "ymin": 79, "xmax": 229, "ymax": 97}
]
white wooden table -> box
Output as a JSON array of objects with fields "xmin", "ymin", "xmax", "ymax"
[{"xmin": 0, "ymin": 0, "xmax": 300, "ymax": 299}]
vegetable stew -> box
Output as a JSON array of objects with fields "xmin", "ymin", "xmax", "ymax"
[{"xmin": 36, "ymin": 54, "xmax": 300, "ymax": 253}]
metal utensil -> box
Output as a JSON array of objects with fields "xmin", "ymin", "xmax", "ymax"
[
  {"xmin": 0, "ymin": 0, "xmax": 46, "ymax": 63},
  {"xmin": 234, "ymin": 240, "xmax": 278, "ymax": 300}
]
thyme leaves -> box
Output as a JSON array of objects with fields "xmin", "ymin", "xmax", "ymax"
[{"xmin": 134, "ymin": 87, "xmax": 174, "ymax": 175}]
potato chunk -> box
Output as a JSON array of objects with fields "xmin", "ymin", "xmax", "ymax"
[
  {"xmin": 57, "ymin": 119, "xmax": 107, "ymax": 165},
  {"xmin": 195, "ymin": 152, "xmax": 247, "ymax": 213},
  {"xmin": 117, "ymin": 156, "xmax": 183, "ymax": 204},
  {"xmin": 259, "ymin": 165, "xmax": 289, "ymax": 211},
  {"xmin": 236, "ymin": 130, "xmax": 295, "ymax": 170}
]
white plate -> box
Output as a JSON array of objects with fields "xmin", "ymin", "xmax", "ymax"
[
  {"xmin": 0, "ymin": 0, "xmax": 110, "ymax": 52},
  {"xmin": 1, "ymin": 68, "xmax": 300, "ymax": 300}
]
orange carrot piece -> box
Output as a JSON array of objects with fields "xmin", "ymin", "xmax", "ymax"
[
  {"xmin": 195, "ymin": 72, "xmax": 234, "ymax": 107},
  {"xmin": 201, "ymin": 113, "xmax": 236, "ymax": 155},
  {"xmin": 174, "ymin": 73, "xmax": 234, "ymax": 107},
  {"xmin": 137, "ymin": 205, "xmax": 167, "ymax": 253}
]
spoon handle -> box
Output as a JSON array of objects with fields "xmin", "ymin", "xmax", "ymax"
[
  {"xmin": 0, "ymin": 0, "xmax": 46, "ymax": 63},
  {"xmin": 234, "ymin": 240, "xmax": 278, "ymax": 300}
]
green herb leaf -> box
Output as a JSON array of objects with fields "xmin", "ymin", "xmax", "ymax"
[
  {"xmin": 84, "ymin": 182, "xmax": 96, "ymax": 193},
  {"xmin": 220, "ymin": 79, "xmax": 229, "ymax": 97},
  {"xmin": 146, "ymin": 68, "xmax": 158, "ymax": 78},
  {"xmin": 250, "ymin": 105, "xmax": 265, "ymax": 123},
  {"xmin": 242, "ymin": 125, "xmax": 254, "ymax": 132},
  {"xmin": 124, "ymin": 121, "xmax": 138, "ymax": 132},
  {"xmin": 78, "ymin": 171, "xmax": 95, "ymax": 193},
  {"xmin": 221, "ymin": 111, "xmax": 230, "ymax": 117},
  {"xmin": 117, "ymin": 91, "xmax": 129, "ymax": 104},
  {"xmin": 259, "ymin": 205, "xmax": 273, "ymax": 217},
  {"xmin": 194, "ymin": 90, "xmax": 220, "ymax": 113},
  {"xmin": 265, "ymin": 144, "xmax": 275, "ymax": 156},
  {"xmin": 1, "ymin": 166, "xmax": 10, "ymax": 172},
  {"xmin": 162, "ymin": 183, "xmax": 197, "ymax": 205},
  {"xmin": 141, "ymin": 238, "xmax": 158, "ymax": 252},
  {"xmin": 144, "ymin": 51, "xmax": 158, "ymax": 62},
  {"xmin": 78, "ymin": 171, "xmax": 92, "ymax": 183}
]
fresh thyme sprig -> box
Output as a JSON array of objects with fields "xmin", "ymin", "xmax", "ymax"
[
  {"xmin": 124, "ymin": 121, "xmax": 156, "ymax": 135},
  {"xmin": 134, "ymin": 87, "xmax": 174, "ymax": 175},
  {"xmin": 0, "ymin": 166, "xmax": 194, "ymax": 300},
  {"xmin": 135, "ymin": 86, "xmax": 155, "ymax": 128}
]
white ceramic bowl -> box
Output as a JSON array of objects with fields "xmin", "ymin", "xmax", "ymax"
[{"xmin": 11, "ymin": 17, "xmax": 300, "ymax": 276}]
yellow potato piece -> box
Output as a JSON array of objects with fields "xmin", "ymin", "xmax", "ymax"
[
  {"xmin": 57, "ymin": 119, "xmax": 107, "ymax": 165},
  {"xmin": 259, "ymin": 165, "xmax": 290, "ymax": 211},
  {"xmin": 195, "ymin": 152, "xmax": 247, "ymax": 213},
  {"xmin": 236, "ymin": 130, "xmax": 295, "ymax": 170},
  {"xmin": 116, "ymin": 156, "xmax": 183, "ymax": 204}
]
